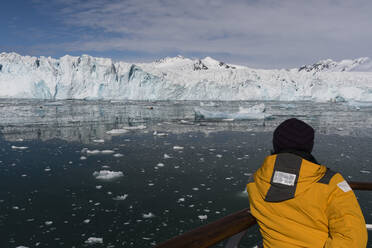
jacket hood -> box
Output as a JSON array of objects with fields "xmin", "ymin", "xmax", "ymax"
[{"xmin": 254, "ymin": 152, "xmax": 326, "ymax": 202}]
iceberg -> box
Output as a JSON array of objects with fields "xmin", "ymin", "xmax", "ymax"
[{"xmin": 1, "ymin": 52, "xmax": 372, "ymax": 102}]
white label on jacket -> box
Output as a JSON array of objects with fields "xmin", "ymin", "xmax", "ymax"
[
  {"xmin": 337, "ymin": 180, "xmax": 352, "ymax": 192},
  {"xmin": 272, "ymin": 171, "xmax": 296, "ymax": 186}
]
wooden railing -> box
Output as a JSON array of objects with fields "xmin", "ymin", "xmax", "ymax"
[{"xmin": 156, "ymin": 181, "xmax": 372, "ymax": 248}]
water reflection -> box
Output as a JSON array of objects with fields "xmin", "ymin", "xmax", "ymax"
[{"xmin": 1, "ymin": 99, "xmax": 372, "ymax": 143}]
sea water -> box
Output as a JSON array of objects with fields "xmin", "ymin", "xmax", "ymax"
[{"xmin": 0, "ymin": 99, "xmax": 371, "ymax": 247}]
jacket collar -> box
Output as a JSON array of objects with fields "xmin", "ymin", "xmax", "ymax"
[{"xmin": 272, "ymin": 149, "xmax": 319, "ymax": 165}]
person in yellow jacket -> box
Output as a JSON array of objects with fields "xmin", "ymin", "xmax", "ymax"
[{"xmin": 247, "ymin": 118, "xmax": 368, "ymax": 248}]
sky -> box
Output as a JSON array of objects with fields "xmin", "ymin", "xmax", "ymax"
[{"xmin": 1, "ymin": 0, "xmax": 372, "ymax": 69}]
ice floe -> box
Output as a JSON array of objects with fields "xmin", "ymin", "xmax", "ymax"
[
  {"xmin": 87, "ymin": 149, "xmax": 101, "ymax": 155},
  {"xmin": 173, "ymin": 146, "xmax": 184, "ymax": 150},
  {"xmin": 122, "ymin": 125, "xmax": 146, "ymax": 130},
  {"xmin": 143, "ymin": 212, "xmax": 155, "ymax": 218},
  {"xmin": 360, "ymin": 170, "xmax": 371, "ymax": 174},
  {"xmin": 11, "ymin": 145, "xmax": 28, "ymax": 150},
  {"xmin": 101, "ymin": 150, "xmax": 115, "ymax": 154},
  {"xmin": 113, "ymin": 194, "xmax": 128, "ymax": 200},
  {"xmin": 153, "ymin": 131, "xmax": 168, "ymax": 136},
  {"xmin": 84, "ymin": 149, "xmax": 115, "ymax": 155},
  {"xmin": 198, "ymin": 215, "xmax": 208, "ymax": 220},
  {"xmin": 85, "ymin": 237, "xmax": 103, "ymax": 244},
  {"xmin": 93, "ymin": 170, "xmax": 124, "ymax": 180},
  {"xmin": 195, "ymin": 104, "xmax": 271, "ymax": 120},
  {"xmin": 106, "ymin": 129, "xmax": 129, "ymax": 135}
]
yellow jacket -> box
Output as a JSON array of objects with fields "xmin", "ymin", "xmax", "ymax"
[{"xmin": 247, "ymin": 152, "xmax": 367, "ymax": 248}]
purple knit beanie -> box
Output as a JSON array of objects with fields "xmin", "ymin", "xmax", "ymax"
[{"xmin": 273, "ymin": 118, "xmax": 314, "ymax": 153}]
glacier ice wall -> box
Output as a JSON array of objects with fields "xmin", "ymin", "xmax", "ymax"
[{"xmin": 1, "ymin": 52, "xmax": 372, "ymax": 102}]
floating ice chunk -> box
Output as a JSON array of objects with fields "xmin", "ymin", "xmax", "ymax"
[
  {"xmin": 154, "ymin": 131, "xmax": 167, "ymax": 136},
  {"xmin": 87, "ymin": 150, "xmax": 100, "ymax": 155},
  {"xmin": 347, "ymin": 100, "xmax": 372, "ymax": 108},
  {"xmin": 200, "ymin": 101, "xmax": 218, "ymax": 107},
  {"xmin": 113, "ymin": 194, "xmax": 128, "ymax": 200},
  {"xmin": 101, "ymin": 150, "xmax": 115, "ymax": 154},
  {"xmin": 95, "ymin": 185, "xmax": 103, "ymax": 189},
  {"xmin": 85, "ymin": 149, "xmax": 115, "ymax": 155},
  {"xmin": 173, "ymin": 146, "xmax": 184, "ymax": 150},
  {"xmin": 80, "ymin": 156, "xmax": 87, "ymax": 160},
  {"xmin": 143, "ymin": 212, "xmax": 155, "ymax": 218},
  {"xmin": 238, "ymin": 190, "xmax": 249, "ymax": 197},
  {"xmin": 180, "ymin": 120, "xmax": 193, "ymax": 124},
  {"xmin": 85, "ymin": 237, "xmax": 103, "ymax": 244},
  {"xmin": 157, "ymin": 163, "xmax": 165, "ymax": 167},
  {"xmin": 123, "ymin": 125, "xmax": 146, "ymax": 130},
  {"xmin": 93, "ymin": 139, "xmax": 105, "ymax": 143},
  {"xmin": 93, "ymin": 170, "xmax": 123, "ymax": 180},
  {"xmin": 113, "ymin": 153, "xmax": 124, "ymax": 157},
  {"xmin": 83, "ymin": 219, "xmax": 90, "ymax": 224},
  {"xmin": 15, "ymin": 246, "xmax": 29, "ymax": 248},
  {"xmin": 11, "ymin": 145, "xmax": 28, "ymax": 150},
  {"xmin": 44, "ymin": 101, "xmax": 64, "ymax": 106},
  {"xmin": 178, "ymin": 198, "xmax": 185, "ymax": 203},
  {"xmin": 194, "ymin": 104, "xmax": 271, "ymax": 120},
  {"xmin": 45, "ymin": 221, "xmax": 53, "ymax": 226},
  {"xmin": 198, "ymin": 215, "xmax": 208, "ymax": 220},
  {"xmin": 279, "ymin": 103, "xmax": 296, "ymax": 109},
  {"xmin": 192, "ymin": 187, "xmax": 199, "ymax": 191},
  {"xmin": 360, "ymin": 170, "xmax": 371, "ymax": 174},
  {"xmin": 216, "ymin": 154, "xmax": 223, "ymax": 158},
  {"xmin": 106, "ymin": 129, "xmax": 129, "ymax": 135},
  {"xmin": 163, "ymin": 154, "xmax": 171, "ymax": 159}
]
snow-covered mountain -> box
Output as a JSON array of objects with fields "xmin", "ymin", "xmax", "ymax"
[
  {"xmin": 1, "ymin": 52, "xmax": 372, "ymax": 102},
  {"xmin": 298, "ymin": 57, "xmax": 372, "ymax": 73}
]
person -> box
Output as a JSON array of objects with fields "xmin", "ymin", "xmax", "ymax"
[{"xmin": 246, "ymin": 118, "xmax": 368, "ymax": 248}]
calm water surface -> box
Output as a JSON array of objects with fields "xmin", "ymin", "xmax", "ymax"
[{"xmin": 0, "ymin": 100, "xmax": 371, "ymax": 247}]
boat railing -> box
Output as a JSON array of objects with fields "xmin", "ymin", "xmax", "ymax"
[{"xmin": 156, "ymin": 181, "xmax": 372, "ymax": 248}]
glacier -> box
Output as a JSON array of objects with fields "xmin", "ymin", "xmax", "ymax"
[{"xmin": 1, "ymin": 52, "xmax": 372, "ymax": 102}]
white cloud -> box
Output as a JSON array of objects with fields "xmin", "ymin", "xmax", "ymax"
[{"xmin": 34, "ymin": 0, "xmax": 372, "ymax": 68}]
